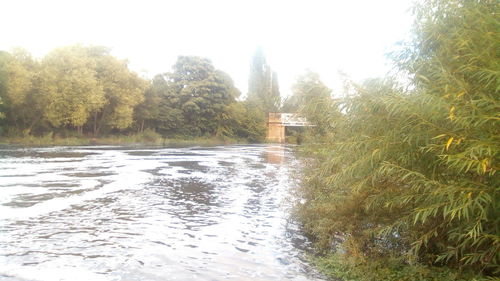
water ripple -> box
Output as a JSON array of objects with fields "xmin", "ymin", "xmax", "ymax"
[{"xmin": 0, "ymin": 145, "xmax": 325, "ymax": 281}]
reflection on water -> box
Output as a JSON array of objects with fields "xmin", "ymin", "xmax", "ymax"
[
  {"xmin": 0, "ymin": 145, "xmax": 325, "ymax": 281},
  {"xmin": 265, "ymin": 145, "xmax": 285, "ymax": 164}
]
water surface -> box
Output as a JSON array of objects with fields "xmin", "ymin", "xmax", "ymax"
[{"xmin": 0, "ymin": 145, "xmax": 324, "ymax": 281}]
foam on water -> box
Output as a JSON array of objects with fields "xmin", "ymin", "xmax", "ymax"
[{"xmin": 0, "ymin": 145, "xmax": 325, "ymax": 281}]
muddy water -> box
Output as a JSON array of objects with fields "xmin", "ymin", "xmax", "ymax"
[{"xmin": 0, "ymin": 145, "xmax": 325, "ymax": 281}]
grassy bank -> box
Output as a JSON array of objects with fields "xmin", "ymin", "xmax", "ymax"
[
  {"xmin": 0, "ymin": 131, "xmax": 249, "ymax": 147},
  {"xmin": 313, "ymin": 254, "xmax": 493, "ymax": 281}
]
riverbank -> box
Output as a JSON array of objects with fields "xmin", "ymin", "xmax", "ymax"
[
  {"xmin": 312, "ymin": 254, "xmax": 489, "ymax": 281},
  {"xmin": 0, "ymin": 132, "xmax": 250, "ymax": 147}
]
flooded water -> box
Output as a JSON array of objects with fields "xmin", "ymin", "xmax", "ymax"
[{"xmin": 0, "ymin": 145, "xmax": 325, "ymax": 281}]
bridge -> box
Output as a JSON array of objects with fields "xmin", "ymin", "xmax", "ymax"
[{"xmin": 266, "ymin": 113, "xmax": 311, "ymax": 143}]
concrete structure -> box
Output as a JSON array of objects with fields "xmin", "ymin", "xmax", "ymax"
[
  {"xmin": 267, "ymin": 113, "xmax": 286, "ymax": 143},
  {"xmin": 266, "ymin": 113, "xmax": 310, "ymax": 143}
]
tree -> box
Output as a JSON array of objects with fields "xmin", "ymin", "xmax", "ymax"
[
  {"xmin": 147, "ymin": 74, "xmax": 184, "ymax": 136},
  {"xmin": 0, "ymin": 51, "xmax": 10, "ymax": 132},
  {"xmin": 0, "ymin": 48, "xmax": 43, "ymax": 135},
  {"xmin": 387, "ymin": 0, "xmax": 500, "ymax": 271},
  {"xmin": 282, "ymin": 71, "xmax": 334, "ymax": 137},
  {"xmin": 87, "ymin": 46, "xmax": 147, "ymax": 135},
  {"xmin": 296, "ymin": 0, "xmax": 499, "ymax": 275},
  {"xmin": 221, "ymin": 101, "xmax": 266, "ymax": 142},
  {"xmin": 134, "ymin": 80, "xmax": 160, "ymax": 133},
  {"xmin": 247, "ymin": 47, "xmax": 280, "ymax": 113},
  {"xmin": 284, "ymin": 70, "xmax": 332, "ymax": 114},
  {"xmin": 0, "ymin": 53, "xmax": 5, "ymax": 131},
  {"xmin": 271, "ymin": 70, "xmax": 280, "ymax": 108},
  {"xmin": 153, "ymin": 56, "xmax": 240, "ymax": 137},
  {"xmin": 39, "ymin": 45, "xmax": 105, "ymax": 133}
]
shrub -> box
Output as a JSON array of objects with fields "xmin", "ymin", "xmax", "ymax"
[{"xmin": 295, "ymin": 0, "xmax": 499, "ymax": 276}]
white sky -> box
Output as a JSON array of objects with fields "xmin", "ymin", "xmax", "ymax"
[{"xmin": 0, "ymin": 0, "xmax": 415, "ymax": 98}]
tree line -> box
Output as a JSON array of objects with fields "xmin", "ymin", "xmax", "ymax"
[
  {"xmin": 0, "ymin": 45, "xmax": 301, "ymax": 142},
  {"xmin": 295, "ymin": 0, "xmax": 499, "ymax": 279}
]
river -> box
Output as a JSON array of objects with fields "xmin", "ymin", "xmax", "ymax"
[{"xmin": 0, "ymin": 145, "xmax": 325, "ymax": 281}]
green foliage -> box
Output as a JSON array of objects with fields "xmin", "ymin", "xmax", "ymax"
[
  {"xmin": 148, "ymin": 56, "xmax": 261, "ymax": 139},
  {"xmin": 0, "ymin": 51, "xmax": 8, "ymax": 93},
  {"xmin": 39, "ymin": 45, "xmax": 106, "ymax": 129},
  {"xmin": 296, "ymin": 0, "xmax": 499, "ymax": 277},
  {"xmin": 133, "ymin": 81, "xmax": 160, "ymax": 132},
  {"xmin": 247, "ymin": 47, "xmax": 281, "ymax": 113},
  {"xmin": 0, "ymin": 54, "xmax": 5, "ymax": 120},
  {"xmin": 0, "ymin": 48, "xmax": 43, "ymax": 134},
  {"xmin": 169, "ymin": 56, "xmax": 236, "ymax": 136},
  {"xmin": 88, "ymin": 46, "xmax": 147, "ymax": 135},
  {"xmin": 37, "ymin": 45, "xmax": 148, "ymax": 134},
  {"xmin": 219, "ymin": 102, "xmax": 266, "ymax": 142},
  {"xmin": 315, "ymin": 253, "xmax": 488, "ymax": 281},
  {"xmin": 283, "ymin": 70, "xmax": 330, "ymax": 111},
  {"xmin": 0, "ymin": 51, "xmax": 8, "ymax": 132},
  {"xmin": 0, "ymin": 46, "xmax": 265, "ymax": 143},
  {"xmin": 284, "ymin": 70, "xmax": 337, "ymax": 135},
  {"xmin": 0, "ymin": 45, "xmax": 148, "ymax": 137}
]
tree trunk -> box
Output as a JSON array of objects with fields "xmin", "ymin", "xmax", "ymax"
[
  {"xmin": 25, "ymin": 118, "xmax": 40, "ymax": 136},
  {"xmin": 94, "ymin": 107, "xmax": 110, "ymax": 137},
  {"xmin": 93, "ymin": 112, "xmax": 98, "ymax": 136}
]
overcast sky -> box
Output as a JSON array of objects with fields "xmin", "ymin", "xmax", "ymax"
[{"xmin": 1, "ymin": 0, "xmax": 415, "ymax": 97}]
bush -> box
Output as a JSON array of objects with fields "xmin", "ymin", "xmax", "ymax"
[
  {"xmin": 136, "ymin": 128, "xmax": 162, "ymax": 143},
  {"xmin": 295, "ymin": 0, "xmax": 499, "ymax": 277},
  {"xmin": 315, "ymin": 253, "xmax": 489, "ymax": 281}
]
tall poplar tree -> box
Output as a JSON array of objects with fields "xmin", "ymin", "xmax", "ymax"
[
  {"xmin": 270, "ymin": 70, "xmax": 280, "ymax": 109},
  {"xmin": 247, "ymin": 48, "xmax": 280, "ymax": 113}
]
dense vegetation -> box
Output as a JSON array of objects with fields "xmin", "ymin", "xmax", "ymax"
[
  {"xmin": 0, "ymin": 0, "xmax": 497, "ymax": 279},
  {"xmin": 0, "ymin": 47, "xmax": 278, "ymax": 143},
  {"xmin": 295, "ymin": 0, "xmax": 499, "ymax": 280}
]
